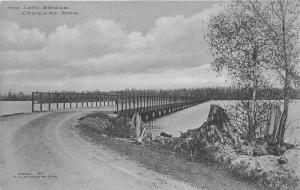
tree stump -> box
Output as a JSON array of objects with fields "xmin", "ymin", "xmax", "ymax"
[{"xmin": 180, "ymin": 104, "xmax": 241, "ymax": 150}]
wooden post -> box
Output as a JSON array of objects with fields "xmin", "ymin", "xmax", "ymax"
[
  {"xmin": 159, "ymin": 93, "xmax": 164, "ymax": 108},
  {"xmin": 81, "ymin": 94, "xmax": 84, "ymax": 108},
  {"xmin": 63, "ymin": 94, "xmax": 65, "ymax": 109},
  {"xmin": 96, "ymin": 95, "xmax": 98, "ymax": 107},
  {"xmin": 107, "ymin": 94, "xmax": 109, "ymax": 106},
  {"xmin": 40, "ymin": 92, "xmax": 43, "ymax": 111},
  {"xmin": 92, "ymin": 95, "xmax": 94, "ymax": 107},
  {"xmin": 48, "ymin": 93, "xmax": 51, "ymax": 110},
  {"xmin": 90, "ymin": 94, "xmax": 94, "ymax": 108},
  {"xmin": 32, "ymin": 92, "xmax": 34, "ymax": 112},
  {"xmin": 106, "ymin": 94, "xmax": 110, "ymax": 106},
  {"xmin": 160, "ymin": 93, "xmax": 162, "ymax": 109},
  {"xmin": 140, "ymin": 94, "xmax": 142, "ymax": 112},
  {"xmin": 124, "ymin": 93, "xmax": 127, "ymax": 116},
  {"xmin": 146, "ymin": 94, "xmax": 149, "ymax": 112},
  {"xmin": 99, "ymin": 94, "xmax": 101, "ymax": 107},
  {"xmin": 128, "ymin": 93, "xmax": 131, "ymax": 116},
  {"xmin": 99, "ymin": 94, "xmax": 102, "ymax": 106},
  {"xmin": 154, "ymin": 94, "xmax": 155, "ymax": 108},
  {"xmin": 56, "ymin": 93, "xmax": 59, "ymax": 109},
  {"xmin": 93, "ymin": 94, "xmax": 97, "ymax": 107},
  {"xmin": 269, "ymin": 104, "xmax": 282, "ymax": 143},
  {"xmin": 154, "ymin": 94, "xmax": 156, "ymax": 110},
  {"xmin": 70, "ymin": 93, "xmax": 72, "ymax": 108},
  {"xmin": 158, "ymin": 94, "xmax": 160, "ymax": 107},
  {"xmin": 109, "ymin": 95, "xmax": 111, "ymax": 106},
  {"xmin": 116, "ymin": 92, "xmax": 119, "ymax": 113},
  {"xmin": 90, "ymin": 95, "xmax": 92, "ymax": 107},
  {"xmin": 136, "ymin": 94, "xmax": 139, "ymax": 113},
  {"xmin": 121, "ymin": 92, "xmax": 124, "ymax": 114},
  {"xmin": 89, "ymin": 94, "xmax": 91, "ymax": 107},
  {"xmin": 152, "ymin": 94, "xmax": 154, "ymax": 111},
  {"xmin": 87, "ymin": 95, "xmax": 89, "ymax": 107},
  {"xmin": 150, "ymin": 94, "xmax": 152, "ymax": 111},
  {"xmin": 133, "ymin": 93, "xmax": 136, "ymax": 111},
  {"xmin": 76, "ymin": 94, "xmax": 78, "ymax": 108},
  {"xmin": 143, "ymin": 93, "xmax": 145, "ymax": 112},
  {"xmin": 107, "ymin": 95, "xmax": 109, "ymax": 106}
]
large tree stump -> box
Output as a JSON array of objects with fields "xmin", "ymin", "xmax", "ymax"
[
  {"xmin": 207, "ymin": 104, "xmax": 231, "ymax": 133},
  {"xmin": 181, "ymin": 104, "xmax": 241, "ymax": 150}
]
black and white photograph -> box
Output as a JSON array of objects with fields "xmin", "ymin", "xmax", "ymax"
[{"xmin": 0, "ymin": 0, "xmax": 300, "ymax": 189}]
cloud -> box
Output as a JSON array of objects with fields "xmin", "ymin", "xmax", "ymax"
[
  {"xmin": 0, "ymin": 21, "xmax": 46, "ymax": 51},
  {"xmin": 0, "ymin": 3, "xmax": 225, "ymax": 93},
  {"xmin": 46, "ymin": 19, "xmax": 129, "ymax": 60}
]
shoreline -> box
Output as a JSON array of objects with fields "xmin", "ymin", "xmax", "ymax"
[
  {"xmin": 75, "ymin": 112, "xmax": 262, "ymax": 190},
  {"xmin": 75, "ymin": 111, "xmax": 300, "ymax": 190},
  {"xmin": 0, "ymin": 109, "xmax": 298, "ymax": 189}
]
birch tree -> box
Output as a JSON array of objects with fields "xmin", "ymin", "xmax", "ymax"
[
  {"xmin": 244, "ymin": 0, "xmax": 300, "ymax": 148},
  {"xmin": 205, "ymin": 2, "xmax": 272, "ymax": 141}
]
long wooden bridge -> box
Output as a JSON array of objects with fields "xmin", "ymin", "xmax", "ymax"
[{"xmin": 32, "ymin": 91, "xmax": 207, "ymax": 121}]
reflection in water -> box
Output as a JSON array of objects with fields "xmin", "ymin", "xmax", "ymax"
[
  {"xmin": 148, "ymin": 101, "xmax": 216, "ymax": 137},
  {"xmin": 148, "ymin": 100, "xmax": 300, "ymax": 144}
]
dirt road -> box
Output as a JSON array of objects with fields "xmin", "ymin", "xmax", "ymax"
[{"xmin": 0, "ymin": 111, "xmax": 198, "ymax": 190}]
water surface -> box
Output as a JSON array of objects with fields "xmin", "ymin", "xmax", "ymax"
[
  {"xmin": 0, "ymin": 101, "xmax": 32, "ymax": 116},
  {"xmin": 152, "ymin": 100, "xmax": 300, "ymax": 144}
]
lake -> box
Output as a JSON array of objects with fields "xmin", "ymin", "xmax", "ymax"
[
  {"xmin": 0, "ymin": 101, "xmax": 32, "ymax": 116},
  {"xmin": 152, "ymin": 100, "xmax": 300, "ymax": 144},
  {"xmin": 0, "ymin": 101, "xmax": 117, "ymax": 116},
  {"xmin": 1, "ymin": 100, "xmax": 299, "ymax": 144}
]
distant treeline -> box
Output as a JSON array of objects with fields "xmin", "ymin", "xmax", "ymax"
[
  {"xmin": 1, "ymin": 87, "xmax": 300, "ymax": 101},
  {"xmin": 113, "ymin": 87, "xmax": 300, "ymax": 100},
  {"xmin": 0, "ymin": 92, "xmax": 31, "ymax": 101}
]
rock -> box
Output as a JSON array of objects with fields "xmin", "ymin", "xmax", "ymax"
[
  {"xmin": 169, "ymin": 104, "xmax": 300, "ymax": 189},
  {"xmin": 253, "ymin": 144, "xmax": 269, "ymax": 156},
  {"xmin": 277, "ymin": 157, "xmax": 288, "ymax": 164},
  {"xmin": 160, "ymin": 132, "xmax": 172, "ymax": 138}
]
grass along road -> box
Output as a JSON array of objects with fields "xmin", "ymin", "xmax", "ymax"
[
  {"xmin": 75, "ymin": 112, "xmax": 262, "ymax": 190},
  {"xmin": 0, "ymin": 111, "xmax": 198, "ymax": 190}
]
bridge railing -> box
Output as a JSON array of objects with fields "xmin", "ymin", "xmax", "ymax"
[
  {"xmin": 115, "ymin": 92, "xmax": 205, "ymax": 118},
  {"xmin": 32, "ymin": 91, "xmax": 207, "ymax": 118},
  {"xmin": 32, "ymin": 91, "xmax": 117, "ymax": 112}
]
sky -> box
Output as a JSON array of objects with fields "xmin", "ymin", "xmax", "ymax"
[{"xmin": 0, "ymin": 1, "xmax": 229, "ymax": 94}]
